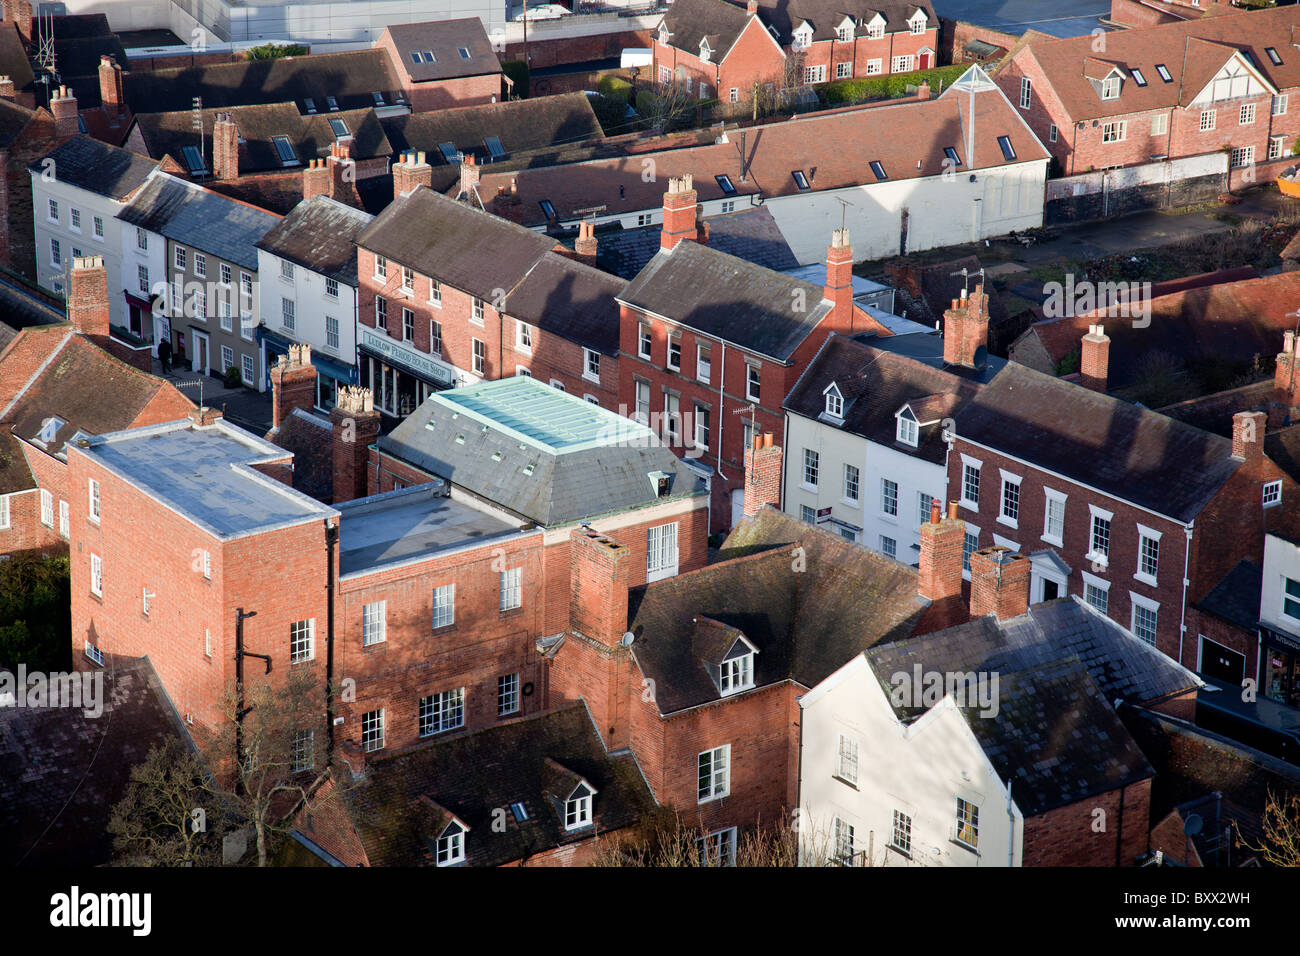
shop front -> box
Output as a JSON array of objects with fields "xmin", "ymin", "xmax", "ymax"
[
  {"xmin": 357, "ymin": 326, "xmax": 461, "ymax": 420},
  {"xmin": 1261, "ymin": 624, "xmax": 1300, "ymax": 707},
  {"xmin": 261, "ymin": 329, "xmax": 359, "ymax": 413}
]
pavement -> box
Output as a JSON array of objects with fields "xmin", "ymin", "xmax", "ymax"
[{"xmin": 151, "ymin": 359, "xmax": 274, "ymax": 436}]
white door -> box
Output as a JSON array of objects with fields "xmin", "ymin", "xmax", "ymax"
[
  {"xmin": 731, "ymin": 488, "xmax": 744, "ymax": 528},
  {"xmin": 192, "ymin": 330, "xmax": 209, "ymax": 375}
]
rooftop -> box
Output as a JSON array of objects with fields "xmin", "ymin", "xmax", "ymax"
[
  {"xmin": 76, "ymin": 417, "xmax": 336, "ymax": 539},
  {"xmin": 336, "ymin": 483, "xmax": 526, "ymax": 577},
  {"xmin": 595, "ymin": 205, "xmax": 799, "ymax": 280},
  {"xmin": 385, "ymin": 17, "xmax": 501, "ymax": 82},
  {"xmin": 29, "ymin": 135, "xmax": 157, "ymax": 199},
  {"xmin": 255, "ymin": 195, "xmax": 373, "ymax": 285}
]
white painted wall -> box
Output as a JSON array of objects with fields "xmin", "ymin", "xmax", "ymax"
[
  {"xmin": 116, "ymin": 212, "xmax": 167, "ymax": 352},
  {"xmin": 798, "ymin": 655, "xmax": 1023, "ymax": 867},
  {"xmin": 1261, "ymin": 532, "xmax": 1300, "ymax": 638}
]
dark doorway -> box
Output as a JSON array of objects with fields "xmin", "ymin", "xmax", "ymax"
[{"xmin": 1201, "ymin": 637, "xmax": 1245, "ymax": 685}]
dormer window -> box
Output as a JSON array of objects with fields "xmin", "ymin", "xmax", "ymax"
[
  {"xmin": 837, "ymin": 18, "xmax": 853, "ymax": 41},
  {"xmin": 824, "ymin": 383, "xmax": 844, "ymax": 418},
  {"xmin": 659, "ymin": 25, "xmax": 669, "ymax": 44},
  {"xmin": 909, "ymin": 13, "xmax": 927, "ymax": 34},
  {"xmin": 1101, "ymin": 75, "xmax": 1120, "ymax": 99},
  {"xmin": 564, "ymin": 782, "xmax": 594, "ymax": 830},
  {"xmin": 896, "ymin": 407, "xmax": 919, "ymax": 446},
  {"xmin": 719, "ymin": 639, "xmax": 756, "ymax": 695},
  {"xmin": 304, "ymin": 96, "xmax": 317, "ymax": 113},
  {"xmin": 793, "ymin": 23, "xmax": 813, "ymax": 48},
  {"xmin": 435, "ymin": 819, "xmax": 466, "ymax": 865},
  {"xmin": 699, "ymin": 38, "xmax": 711, "ymax": 61}
]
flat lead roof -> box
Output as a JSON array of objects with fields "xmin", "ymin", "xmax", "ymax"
[
  {"xmin": 431, "ymin": 376, "xmax": 655, "ymax": 455},
  {"xmin": 83, "ymin": 423, "xmax": 334, "ymax": 537}
]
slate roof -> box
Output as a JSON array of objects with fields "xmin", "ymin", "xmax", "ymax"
[
  {"xmin": 477, "ymin": 73, "xmax": 1048, "ymax": 227},
  {"xmin": 999, "ymin": 6, "xmax": 1300, "ymax": 122},
  {"xmin": 628, "ymin": 507, "xmax": 930, "ymax": 714},
  {"xmin": 500, "ymin": 252, "xmax": 623, "ymax": 355},
  {"xmin": 595, "ymin": 205, "xmax": 798, "ymax": 280},
  {"xmin": 619, "ymin": 241, "xmax": 830, "ymax": 362},
  {"xmin": 743, "ymin": 0, "xmax": 933, "ymax": 46},
  {"xmin": 0, "ymin": 97, "xmax": 34, "ymax": 150},
  {"xmin": 29, "ymin": 135, "xmax": 157, "ymax": 199},
  {"xmin": 658, "ymin": 0, "xmax": 754, "ymax": 60},
  {"xmin": 385, "ymin": 18, "xmax": 502, "ymax": 82},
  {"xmin": 380, "ymin": 92, "xmax": 603, "ymax": 164},
  {"xmin": 0, "ymin": 657, "xmax": 191, "ymax": 866},
  {"xmin": 116, "ymin": 175, "xmax": 280, "ymax": 269},
  {"xmin": 379, "ymin": 377, "xmax": 707, "ymax": 527},
  {"xmin": 120, "ymin": 49, "xmax": 405, "ymax": 115},
  {"xmin": 785, "ymin": 333, "xmax": 988, "ymax": 465},
  {"xmin": 265, "ymin": 406, "xmax": 334, "ymax": 503},
  {"xmin": 255, "ymin": 195, "xmax": 372, "ymax": 286},
  {"xmin": 0, "ymin": 430, "xmax": 35, "ymax": 495},
  {"xmin": 1196, "ymin": 559, "xmax": 1262, "ymax": 632},
  {"xmin": 131, "ymin": 103, "xmax": 390, "ymax": 172},
  {"xmin": 953, "ymin": 362, "xmax": 1241, "ymax": 523},
  {"xmin": 357, "ymin": 185, "xmax": 556, "ymax": 301},
  {"xmin": 303, "ymin": 704, "xmax": 655, "ymax": 867},
  {"xmin": 1265, "ymin": 424, "xmax": 1300, "ymax": 486}
]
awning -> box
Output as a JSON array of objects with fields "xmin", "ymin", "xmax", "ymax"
[{"xmin": 260, "ymin": 327, "xmax": 358, "ymax": 384}]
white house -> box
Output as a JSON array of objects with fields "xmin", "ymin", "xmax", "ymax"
[
  {"xmin": 255, "ymin": 196, "xmax": 372, "ymax": 411},
  {"xmin": 29, "ymin": 136, "xmax": 159, "ymax": 335},
  {"xmin": 781, "ymin": 330, "xmax": 1000, "ymax": 563}
]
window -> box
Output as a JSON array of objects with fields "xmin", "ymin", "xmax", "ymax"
[
  {"xmin": 865, "ymin": 59, "xmax": 881, "ymax": 75},
  {"xmin": 891, "ymin": 55, "xmax": 914, "ymax": 73},
  {"xmin": 636, "ymin": 213, "xmax": 653, "ymax": 227},
  {"xmin": 194, "ymin": 254, "xmax": 207, "ymax": 279},
  {"xmin": 136, "ymin": 227, "xmax": 148, "ymax": 250},
  {"xmin": 697, "ymin": 828, "xmax": 737, "ymax": 866},
  {"xmin": 697, "ymin": 744, "xmax": 730, "ymax": 802},
  {"xmin": 58, "ymin": 500, "xmax": 68, "ymax": 538},
  {"xmin": 1137, "ymin": 528, "xmax": 1160, "ymax": 583},
  {"xmin": 419, "ymin": 688, "xmax": 465, "ymax": 737},
  {"xmin": 374, "ymin": 295, "xmax": 389, "ymax": 332},
  {"xmin": 458, "ymin": 45, "xmax": 471, "ymax": 60},
  {"xmin": 1085, "ymin": 580, "xmax": 1109, "ymax": 614},
  {"xmin": 1231, "ymin": 146, "xmax": 1254, "ymax": 170},
  {"xmin": 1000, "ymin": 474, "xmax": 1020, "ymax": 524},
  {"xmin": 1152, "ymin": 113, "xmax": 1167, "ymax": 136},
  {"xmin": 93, "ymin": 216, "xmax": 104, "ymax": 239},
  {"xmin": 1199, "ymin": 110, "xmax": 1216, "ymax": 131},
  {"xmin": 719, "ymin": 647, "xmax": 753, "ymax": 695},
  {"xmin": 90, "ymin": 553, "xmax": 102, "ymax": 597},
  {"xmin": 693, "ymin": 403, "xmax": 710, "ymax": 450},
  {"xmin": 175, "ymin": 246, "xmax": 187, "ymax": 270},
  {"xmin": 803, "ymin": 65, "xmax": 826, "ymax": 84},
  {"xmin": 47, "ymin": 198, "xmax": 58, "ymax": 222},
  {"xmin": 1155, "ymin": 63, "xmax": 1172, "ymax": 82},
  {"xmin": 468, "ymin": 295, "xmax": 485, "ymax": 324},
  {"xmin": 516, "ymin": 320, "xmax": 533, "ymax": 351},
  {"xmin": 281, "ymin": 297, "xmax": 295, "ymax": 331},
  {"xmin": 963, "ymin": 529, "xmax": 978, "ymax": 573},
  {"xmin": 40, "ymin": 488, "xmax": 53, "ymax": 527},
  {"xmin": 326, "ymin": 315, "xmax": 340, "ymax": 350},
  {"xmin": 1285, "ymin": 577, "xmax": 1300, "ymax": 620},
  {"xmin": 1089, "ymin": 509, "xmax": 1111, "ymax": 563},
  {"xmin": 1131, "ymin": 598, "xmax": 1158, "ymax": 646},
  {"xmin": 565, "ymin": 786, "xmax": 593, "ymax": 830},
  {"xmin": 87, "ymin": 478, "xmax": 101, "ymax": 524},
  {"xmin": 1101, "ymin": 120, "xmax": 1126, "ymax": 143},
  {"xmin": 50, "ymin": 238, "xmax": 60, "ymax": 266},
  {"xmin": 746, "ymin": 363, "xmax": 760, "ymax": 401},
  {"xmin": 867, "ymin": 21, "xmax": 883, "ymax": 38},
  {"xmin": 361, "ymin": 709, "xmax": 384, "ymax": 751},
  {"xmin": 498, "ymin": 673, "xmax": 520, "ymax": 716},
  {"xmin": 290, "ymin": 729, "xmax": 314, "ymax": 772},
  {"xmin": 635, "ymin": 379, "xmax": 650, "ymax": 422},
  {"xmin": 833, "ymin": 818, "xmax": 855, "ymax": 865},
  {"xmin": 961, "ymin": 460, "xmax": 980, "ymax": 508},
  {"xmin": 84, "ymin": 640, "xmax": 104, "ymax": 666},
  {"xmin": 1274, "ymin": 94, "xmax": 1289, "ymax": 116},
  {"xmin": 0, "ymin": 493, "xmax": 8, "ymax": 530},
  {"xmin": 800, "ymin": 505, "xmax": 816, "ymax": 524},
  {"xmin": 1267, "ymin": 46, "xmax": 1283, "ymax": 66},
  {"xmin": 374, "ymin": 254, "xmax": 387, "ymax": 280},
  {"xmin": 826, "ymin": 389, "xmax": 843, "ymax": 417},
  {"xmin": 668, "ymin": 336, "xmax": 681, "ymax": 371},
  {"xmin": 272, "ymin": 135, "xmax": 298, "ymax": 165},
  {"xmin": 241, "ymin": 354, "xmax": 254, "ymax": 385},
  {"xmin": 70, "ymin": 208, "xmax": 81, "ymax": 231},
  {"xmin": 401, "ymin": 266, "xmax": 414, "ymax": 293},
  {"xmin": 289, "ymin": 619, "xmax": 315, "ymax": 663},
  {"xmin": 205, "ymin": 629, "xmax": 212, "ymax": 658},
  {"xmin": 1100, "ymin": 75, "xmax": 1119, "ymax": 100},
  {"xmin": 431, "ymin": 820, "xmax": 464, "ymax": 866},
  {"xmin": 844, "ymin": 464, "xmax": 859, "ymax": 503},
  {"xmin": 942, "ymin": 147, "xmax": 962, "ymax": 168},
  {"xmin": 1019, "ymin": 77, "xmax": 1031, "ymax": 109},
  {"xmin": 179, "ymin": 144, "xmax": 203, "ymax": 175},
  {"xmin": 897, "ymin": 414, "xmax": 918, "ymax": 446},
  {"xmin": 881, "ymin": 478, "xmax": 898, "ymax": 517},
  {"xmin": 499, "ymin": 566, "xmax": 522, "ymax": 611},
  {"xmin": 432, "ymin": 583, "xmax": 455, "ymax": 629},
  {"xmin": 1264, "ymin": 479, "xmax": 1282, "ymax": 507},
  {"xmin": 803, "ymin": 449, "xmax": 819, "ymax": 488},
  {"xmin": 201, "ymin": 549, "xmax": 211, "ymax": 580},
  {"xmin": 729, "ymin": 88, "xmax": 739, "ymax": 103},
  {"xmin": 1130, "ymin": 67, "xmax": 1146, "ymax": 87},
  {"xmin": 584, "ymin": 348, "xmax": 600, "ymax": 383},
  {"xmin": 955, "ymin": 798, "xmax": 979, "ymax": 850},
  {"xmin": 192, "ymin": 287, "xmax": 206, "ymax": 318},
  {"xmin": 792, "ymin": 169, "xmax": 810, "ymax": 190},
  {"xmin": 997, "ymin": 136, "xmax": 1016, "ymax": 161},
  {"xmin": 918, "ymin": 492, "xmax": 936, "ymax": 527},
  {"xmin": 136, "ymin": 263, "xmax": 149, "ymax": 294},
  {"xmin": 1271, "ymin": 136, "xmax": 1287, "ymax": 161},
  {"xmin": 647, "ymin": 522, "xmax": 679, "ymax": 581},
  {"xmin": 1043, "ymin": 491, "xmax": 1066, "ymax": 545},
  {"xmin": 837, "ymin": 24, "xmax": 851, "ymax": 41},
  {"xmin": 1049, "ymin": 123, "xmax": 1058, "ymax": 143},
  {"xmin": 430, "ymin": 320, "xmax": 442, "ymax": 355},
  {"xmin": 402, "ymin": 308, "xmax": 414, "ymax": 341},
  {"xmin": 220, "ymin": 345, "xmax": 234, "ymax": 373},
  {"xmin": 362, "ymin": 600, "xmax": 386, "ymax": 646},
  {"xmin": 473, "ymin": 339, "xmax": 486, "ymax": 375},
  {"xmin": 836, "ymin": 62, "xmax": 852, "ymax": 79},
  {"xmin": 638, "ymin": 324, "xmax": 652, "ymax": 359},
  {"xmin": 836, "ymin": 734, "xmax": 858, "ymax": 784},
  {"xmin": 909, "ymin": 14, "xmax": 925, "ymax": 33},
  {"xmin": 1240, "ymin": 103, "xmax": 1256, "ymax": 125},
  {"xmin": 891, "ymin": 810, "xmax": 913, "ymax": 856},
  {"xmin": 696, "ymin": 344, "xmax": 711, "ymax": 383}
]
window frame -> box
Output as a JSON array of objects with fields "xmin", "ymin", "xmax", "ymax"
[
  {"xmin": 697, "ymin": 744, "xmax": 731, "ymax": 803},
  {"xmin": 362, "ymin": 599, "xmax": 387, "ymax": 646}
]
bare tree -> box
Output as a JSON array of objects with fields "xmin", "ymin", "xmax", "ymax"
[
  {"xmin": 1241, "ymin": 789, "xmax": 1300, "ymax": 866},
  {"xmin": 107, "ymin": 739, "xmax": 226, "ymax": 866},
  {"xmin": 636, "ymin": 78, "xmax": 698, "ymax": 132},
  {"xmin": 591, "ymin": 807, "xmax": 846, "ymax": 866}
]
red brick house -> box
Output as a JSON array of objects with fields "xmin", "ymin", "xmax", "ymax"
[
  {"xmin": 616, "ymin": 175, "xmax": 892, "ymax": 530},
  {"xmin": 993, "ymin": 6, "xmax": 1300, "ymax": 189},
  {"xmin": 652, "ymin": 0, "xmax": 938, "ymax": 102},
  {"xmin": 374, "ymin": 18, "xmax": 503, "ymax": 112}
]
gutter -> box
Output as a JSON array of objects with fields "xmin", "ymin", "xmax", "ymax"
[{"xmin": 1178, "ymin": 522, "xmax": 1193, "ymax": 666}]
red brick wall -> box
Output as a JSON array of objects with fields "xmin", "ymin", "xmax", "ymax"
[
  {"xmin": 1186, "ymin": 605, "xmax": 1256, "ymax": 684},
  {"xmin": 652, "ymin": 17, "xmax": 786, "ymax": 101},
  {"xmin": 405, "ymin": 74, "xmax": 502, "ymax": 112},
  {"xmin": 369, "ymin": 447, "xmax": 437, "ymax": 495},
  {"xmin": 12, "ymin": 438, "xmax": 69, "ymax": 554},
  {"xmin": 501, "ymin": 30, "xmax": 651, "ymax": 71},
  {"xmin": 798, "ymin": 28, "xmax": 940, "ymax": 82},
  {"xmin": 502, "ymin": 322, "xmax": 620, "ymax": 407},
  {"xmin": 0, "ymin": 487, "xmax": 58, "ymax": 555},
  {"xmin": 941, "ymin": 19, "xmax": 1019, "ymax": 65},
  {"xmin": 1022, "ymin": 777, "xmax": 1152, "ymax": 866}
]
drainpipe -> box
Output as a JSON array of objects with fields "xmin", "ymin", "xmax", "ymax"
[
  {"xmin": 1114, "ymin": 782, "xmax": 1126, "ymax": 867},
  {"xmin": 716, "ymin": 340, "xmax": 727, "ymax": 480},
  {"xmin": 325, "ymin": 517, "xmax": 338, "ymax": 760},
  {"xmin": 1007, "ymin": 781, "xmax": 1015, "ymax": 867},
  {"xmin": 1178, "ymin": 523, "xmax": 1193, "ymax": 666}
]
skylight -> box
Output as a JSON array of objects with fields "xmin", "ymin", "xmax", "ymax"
[
  {"xmin": 1155, "ymin": 63, "xmax": 1172, "ymax": 82},
  {"xmin": 271, "ymin": 135, "xmax": 298, "ymax": 165},
  {"xmin": 327, "ymin": 95, "xmax": 339, "ymax": 110},
  {"xmin": 716, "ymin": 173, "xmax": 735, "ymax": 194},
  {"xmin": 1241, "ymin": 50, "xmax": 1258, "ymax": 68},
  {"xmin": 38, "ymin": 416, "xmax": 65, "ymax": 444},
  {"xmin": 943, "ymin": 147, "xmax": 962, "ymax": 166},
  {"xmin": 485, "ymin": 136, "xmax": 505, "ymax": 159},
  {"xmin": 438, "ymin": 142, "xmax": 460, "ymax": 163},
  {"xmin": 304, "ymin": 96, "xmax": 317, "ymax": 113},
  {"xmin": 328, "ymin": 117, "xmax": 349, "ymax": 136},
  {"xmin": 792, "ymin": 169, "xmax": 810, "ymax": 190},
  {"xmin": 458, "ymin": 46, "xmax": 471, "ymax": 59},
  {"xmin": 997, "ymin": 135, "xmax": 1016, "ymax": 161},
  {"xmin": 1267, "ymin": 47, "xmax": 1283, "ymax": 66},
  {"xmin": 1130, "ymin": 68, "xmax": 1146, "ymax": 86},
  {"xmin": 181, "ymin": 144, "xmax": 206, "ymax": 174},
  {"xmin": 510, "ymin": 802, "xmax": 528, "ymax": 822},
  {"xmin": 869, "ymin": 160, "xmax": 887, "ymax": 180},
  {"xmin": 372, "ymin": 91, "xmax": 386, "ymax": 106},
  {"xmin": 539, "ymin": 199, "xmax": 557, "ymax": 219}
]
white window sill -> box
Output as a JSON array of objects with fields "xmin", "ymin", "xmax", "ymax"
[
  {"xmin": 647, "ymin": 565, "xmax": 678, "ymax": 584},
  {"xmin": 996, "ymin": 515, "xmax": 1018, "ymax": 530},
  {"xmin": 1134, "ymin": 572, "xmax": 1158, "ymax": 588},
  {"xmin": 1041, "ymin": 533, "xmax": 1064, "ymax": 548},
  {"xmin": 800, "ymin": 483, "xmax": 818, "ymax": 494},
  {"xmin": 638, "ymin": 351, "xmax": 651, "ymax": 360},
  {"xmin": 1085, "ymin": 552, "xmax": 1109, "ymax": 570},
  {"xmin": 880, "ymin": 513, "xmax": 899, "ymax": 524},
  {"xmin": 960, "ymin": 498, "xmax": 979, "ymax": 512},
  {"xmin": 697, "ymin": 792, "xmax": 729, "ymax": 805},
  {"xmin": 583, "ymin": 373, "xmax": 600, "ymax": 385},
  {"xmin": 840, "ymin": 498, "xmax": 860, "ymax": 509},
  {"xmin": 1265, "ymin": 500, "xmax": 1282, "ymax": 509},
  {"xmin": 667, "ymin": 364, "xmax": 681, "ymax": 373},
  {"xmin": 471, "ymin": 318, "xmax": 485, "ymax": 327}
]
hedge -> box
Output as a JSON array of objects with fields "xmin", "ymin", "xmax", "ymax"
[
  {"xmin": 503, "ymin": 60, "xmax": 530, "ymax": 99},
  {"xmin": 245, "ymin": 43, "xmax": 308, "ymax": 60},
  {"xmin": 597, "ymin": 75, "xmax": 633, "ymax": 102},
  {"xmin": 817, "ymin": 63, "xmax": 971, "ymax": 106}
]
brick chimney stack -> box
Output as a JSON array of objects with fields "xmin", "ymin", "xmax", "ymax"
[
  {"xmin": 392, "ymin": 150, "xmax": 432, "ymax": 199},
  {"xmin": 743, "ymin": 432, "xmax": 782, "ymax": 517},
  {"xmin": 331, "ymin": 385, "xmax": 381, "ymax": 503},
  {"xmin": 1275, "ymin": 330, "xmax": 1300, "ymax": 413},
  {"xmin": 570, "ymin": 526, "xmax": 631, "ymax": 648},
  {"xmin": 917, "ymin": 80, "xmax": 931, "ymax": 100},
  {"xmin": 942, "ymin": 282, "xmax": 990, "ymax": 368},
  {"xmin": 0, "ymin": 76, "xmax": 15, "ymax": 101},
  {"xmin": 1232, "ymin": 410, "xmax": 1265, "ymax": 463},
  {"xmin": 329, "ymin": 137, "xmax": 355, "ymax": 197},
  {"xmin": 1080, "ymin": 323, "xmax": 1110, "ymax": 393},
  {"xmin": 213, "ymin": 112, "xmax": 238, "ymax": 180},
  {"xmin": 189, "ymin": 406, "xmax": 223, "ymax": 426},
  {"xmin": 50, "ymin": 86, "xmax": 79, "ymax": 139},
  {"xmin": 824, "ymin": 227, "xmax": 854, "ymax": 333},
  {"xmin": 661, "ymin": 174, "xmax": 699, "ymax": 251},
  {"xmin": 4, "ymin": 0, "xmax": 32, "ymax": 43},
  {"xmin": 968, "ymin": 546, "xmax": 1031, "ymax": 621},
  {"xmin": 269, "ymin": 344, "xmax": 317, "ymax": 430},
  {"xmin": 746, "ymin": 0, "xmax": 757, "ymax": 12},
  {"xmin": 918, "ymin": 500, "xmax": 965, "ymax": 600},
  {"xmin": 67, "ymin": 255, "xmax": 110, "ymax": 347},
  {"xmin": 575, "ymin": 219, "xmax": 598, "ymax": 262},
  {"xmin": 459, "ymin": 153, "xmax": 480, "ymax": 200},
  {"xmin": 99, "ymin": 55, "xmax": 125, "ymax": 125},
  {"xmin": 302, "ymin": 159, "xmax": 331, "ymax": 201}
]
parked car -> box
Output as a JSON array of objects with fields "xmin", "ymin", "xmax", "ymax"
[{"xmin": 513, "ymin": 3, "xmax": 570, "ymax": 20}]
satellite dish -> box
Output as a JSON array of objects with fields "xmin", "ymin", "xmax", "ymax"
[
  {"xmin": 620, "ymin": 631, "xmax": 635, "ymax": 647},
  {"xmin": 972, "ymin": 345, "xmax": 988, "ymax": 371},
  {"xmin": 1183, "ymin": 813, "xmax": 1204, "ymax": 837}
]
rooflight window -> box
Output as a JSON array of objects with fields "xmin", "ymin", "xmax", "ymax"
[
  {"xmin": 792, "ymin": 169, "xmax": 810, "ymax": 190},
  {"xmin": 38, "ymin": 416, "xmax": 65, "ymax": 445},
  {"xmin": 272, "ymin": 135, "xmax": 299, "ymax": 165},
  {"xmin": 1267, "ymin": 47, "xmax": 1282, "ymax": 66},
  {"xmin": 458, "ymin": 46, "xmax": 471, "ymax": 59},
  {"xmin": 181, "ymin": 144, "xmax": 207, "ymax": 174},
  {"xmin": 1155, "ymin": 64, "xmax": 1172, "ymax": 82},
  {"xmin": 372, "ymin": 92, "xmax": 386, "ymax": 106},
  {"xmin": 997, "ymin": 136, "xmax": 1016, "ymax": 161},
  {"xmin": 304, "ymin": 97, "xmax": 317, "ymax": 113},
  {"xmin": 869, "ymin": 160, "xmax": 887, "ymax": 180},
  {"xmin": 539, "ymin": 199, "xmax": 557, "ymax": 219},
  {"xmin": 438, "ymin": 141, "xmax": 460, "ymax": 163},
  {"xmin": 942, "ymin": 147, "xmax": 961, "ymax": 167},
  {"xmin": 485, "ymin": 136, "xmax": 505, "ymax": 159},
  {"xmin": 510, "ymin": 802, "xmax": 528, "ymax": 822},
  {"xmin": 1130, "ymin": 68, "xmax": 1146, "ymax": 86},
  {"xmin": 716, "ymin": 174, "xmax": 735, "ymax": 194},
  {"xmin": 328, "ymin": 117, "xmax": 349, "ymax": 136},
  {"xmin": 327, "ymin": 95, "xmax": 339, "ymax": 110}
]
